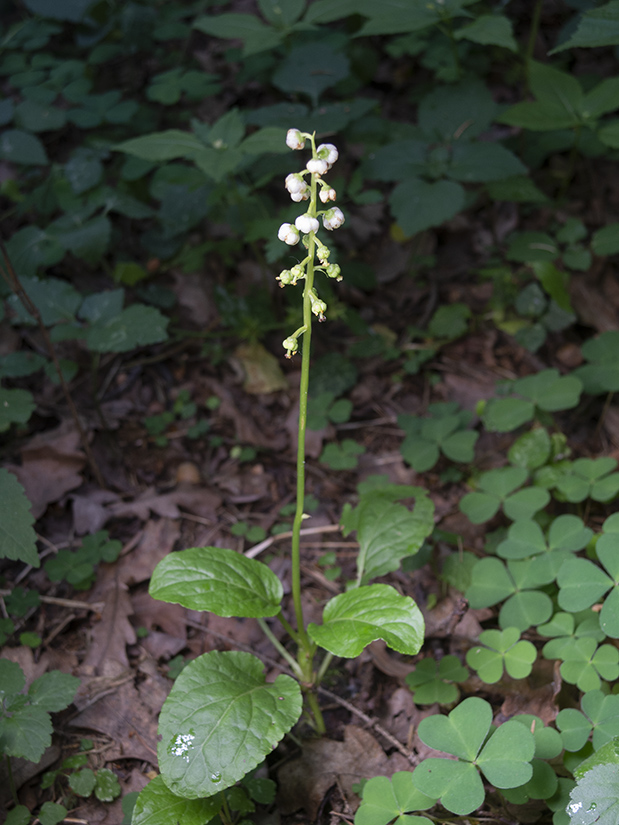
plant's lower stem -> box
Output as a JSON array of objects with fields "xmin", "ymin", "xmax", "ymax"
[{"xmin": 258, "ymin": 618, "xmax": 303, "ymax": 679}]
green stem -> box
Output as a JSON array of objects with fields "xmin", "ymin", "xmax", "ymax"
[
  {"xmin": 257, "ymin": 618, "xmax": 304, "ymax": 679},
  {"xmin": 525, "ymin": 0, "xmax": 543, "ymax": 90},
  {"xmin": 315, "ymin": 651, "xmax": 334, "ymax": 685}
]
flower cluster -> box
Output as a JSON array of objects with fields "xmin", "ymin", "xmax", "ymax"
[{"xmin": 278, "ymin": 129, "xmax": 345, "ymax": 358}]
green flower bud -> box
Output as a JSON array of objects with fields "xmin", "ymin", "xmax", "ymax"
[
  {"xmin": 282, "ymin": 336, "xmax": 299, "ymax": 358},
  {"xmin": 326, "ymin": 263, "xmax": 342, "ymax": 281}
]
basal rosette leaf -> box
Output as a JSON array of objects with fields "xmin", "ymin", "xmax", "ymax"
[
  {"xmin": 158, "ymin": 651, "xmax": 301, "ymax": 799},
  {"xmin": 307, "ymin": 584, "xmax": 424, "ymax": 657},
  {"xmin": 149, "ymin": 547, "xmax": 283, "ymax": 617}
]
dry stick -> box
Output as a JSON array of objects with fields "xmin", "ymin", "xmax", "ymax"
[{"xmin": 0, "ymin": 241, "xmax": 105, "ymax": 487}]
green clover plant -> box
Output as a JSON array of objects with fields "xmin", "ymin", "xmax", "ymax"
[
  {"xmin": 466, "ymin": 626, "xmax": 537, "ymax": 684},
  {"xmin": 135, "ymin": 131, "xmax": 430, "ymax": 822},
  {"xmin": 398, "ymin": 401, "xmax": 479, "ymax": 473},
  {"xmin": 355, "ymin": 772, "xmax": 436, "ymax": 825},
  {"xmin": 405, "ymin": 654, "xmax": 469, "ymax": 705},
  {"xmin": 460, "ymin": 465, "xmax": 550, "ymax": 524}
]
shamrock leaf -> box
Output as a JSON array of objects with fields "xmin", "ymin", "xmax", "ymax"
[
  {"xmin": 405, "ymin": 655, "xmax": 469, "ymax": 705},
  {"xmin": 466, "ymin": 627, "xmax": 537, "ymax": 684},
  {"xmin": 412, "ymin": 697, "xmax": 535, "ymax": 815}
]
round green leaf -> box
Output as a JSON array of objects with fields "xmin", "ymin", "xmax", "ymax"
[
  {"xmin": 482, "ymin": 398, "xmax": 535, "ymax": 432},
  {"xmin": 0, "ymin": 388, "xmax": 36, "ymax": 433},
  {"xmin": 499, "ymin": 590, "xmax": 553, "ymax": 632},
  {"xmin": 477, "ymin": 719, "xmax": 535, "ymax": 788},
  {"xmin": 413, "ymin": 759, "xmax": 483, "ymax": 816},
  {"xmin": 460, "ymin": 491, "xmax": 501, "ymax": 524},
  {"xmin": 418, "ymin": 696, "xmax": 492, "ymax": 760},
  {"xmin": 132, "ymin": 775, "xmax": 220, "ymax": 825},
  {"xmin": 149, "ymin": 547, "xmax": 283, "ymax": 618},
  {"xmin": 498, "ymin": 520, "xmax": 546, "ymax": 560},
  {"xmin": 503, "ymin": 487, "xmax": 550, "ymax": 521},
  {"xmin": 308, "ymin": 584, "xmax": 424, "ymax": 657},
  {"xmin": 0, "ymin": 129, "xmax": 49, "ymax": 164},
  {"xmin": 508, "ymin": 427, "xmax": 551, "ymax": 469},
  {"xmin": 158, "ymin": 651, "xmax": 302, "ymax": 799},
  {"xmin": 356, "ymin": 772, "xmax": 436, "ymax": 825},
  {"xmin": 558, "ymin": 558, "xmax": 612, "ymax": 613},
  {"xmin": 69, "ymin": 768, "xmax": 96, "ymax": 797}
]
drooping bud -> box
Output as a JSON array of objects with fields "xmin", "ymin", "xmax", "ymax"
[
  {"xmin": 278, "ymin": 269, "xmax": 294, "ymax": 286},
  {"xmin": 326, "ymin": 263, "xmax": 342, "ymax": 281},
  {"xmin": 322, "ymin": 206, "xmax": 345, "ymax": 231},
  {"xmin": 278, "ymin": 223, "xmax": 300, "ymax": 245},
  {"xmin": 286, "ymin": 129, "xmax": 305, "ymax": 150},
  {"xmin": 285, "ymin": 173, "xmax": 310, "ymax": 203},
  {"xmin": 306, "ymin": 158, "xmax": 328, "ymax": 176},
  {"xmin": 319, "ymin": 187, "xmax": 337, "ymax": 203},
  {"xmin": 295, "ymin": 214, "xmax": 320, "ymax": 235},
  {"xmin": 282, "ymin": 336, "xmax": 299, "ymax": 357},
  {"xmin": 316, "ymin": 143, "xmax": 338, "ymax": 168}
]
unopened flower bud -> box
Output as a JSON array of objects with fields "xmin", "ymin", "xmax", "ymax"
[
  {"xmin": 282, "ymin": 336, "xmax": 299, "ymax": 357},
  {"xmin": 319, "ymin": 187, "xmax": 337, "ymax": 203},
  {"xmin": 295, "ymin": 214, "xmax": 319, "ymax": 234},
  {"xmin": 290, "ymin": 264, "xmax": 304, "ymax": 283},
  {"xmin": 326, "ymin": 263, "xmax": 342, "ymax": 281},
  {"xmin": 323, "ymin": 207, "xmax": 345, "ymax": 231},
  {"xmin": 306, "ymin": 158, "xmax": 328, "ymax": 176},
  {"xmin": 290, "ymin": 190, "xmax": 309, "ymax": 202},
  {"xmin": 317, "ymin": 143, "xmax": 338, "ymax": 168},
  {"xmin": 278, "ymin": 269, "xmax": 294, "ymax": 286},
  {"xmin": 309, "ymin": 289, "xmax": 327, "ymax": 320},
  {"xmin": 317, "ymin": 245, "xmax": 330, "ymax": 264},
  {"xmin": 285, "ymin": 173, "xmax": 309, "ymax": 198},
  {"xmin": 278, "ymin": 222, "xmax": 300, "ymax": 245},
  {"xmin": 286, "ymin": 129, "xmax": 305, "ymax": 150}
]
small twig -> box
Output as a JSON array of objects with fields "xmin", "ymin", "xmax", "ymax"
[
  {"xmin": 317, "ymin": 685, "xmax": 416, "ymax": 765},
  {"xmin": 245, "ymin": 524, "xmax": 343, "ymax": 559},
  {"xmin": 0, "ymin": 240, "xmax": 105, "ymax": 487}
]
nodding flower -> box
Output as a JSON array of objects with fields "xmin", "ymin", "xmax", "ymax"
[
  {"xmin": 295, "ymin": 214, "xmax": 320, "ymax": 235},
  {"xmin": 316, "ymin": 143, "xmax": 338, "ymax": 168},
  {"xmin": 278, "ymin": 223, "xmax": 300, "ymax": 245},
  {"xmin": 322, "ymin": 207, "xmax": 345, "ymax": 231},
  {"xmin": 285, "ymin": 128, "xmax": 306, "ymax": 150}
]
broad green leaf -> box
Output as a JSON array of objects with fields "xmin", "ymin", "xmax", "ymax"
[
  {"xmin": 240, "ymin": 126, "xmax": 288, "ymax": 154},
  {"xmin": 558, "ymin": 558, "xmax": 613, "ymax": 614},
  {"xmin": 28, "ymin": 670, "xmax": 79, "ymax": 711},
  {"xmin": 69, "ymin": 768, "xmax": 96, "ymax": 797},
  {"xmin": 516, "ymin": 369, "xmax": 582, "ymax": 412},
  {"xmin": 6, "ymin": 275, "xmax": 81, "ymax": 326},
  {"xmin": 193, "ymin": 13, "xmax": 283, "ymax": 56},
  {"xmin": 308, "ymin": 584, "xmax": 424, "ymax": 657},
  {"xmin": 357, "ymin": 0, "xmax": 474, "ymax": 37},
  {"xmin": 132, "ymin": 775, "xmax": 220, "ymax": 825},
  {"xmin": 15, "ymin": 100, "xmax": 66, "ymax": 133},
  {"xmin": 574, "ymin": 331, "xmax": 619, "ymax": 393},
  {"xmin": 115, "ymin": 130, "xmax": 208, "ymax": 162},
  {"xmin": 401, "ymin": 436, "xmax": 439, "ymax": 472},
  {"xmin": 355, "ymin": 772, "xmax": 435, "ymax": 825},
  {"xmin": 449, "ymin": 141, "xmax": 526, "ymax": 182},
  {"xmin": 454, "ymin": 14, "xmax": 517, "ymax": 51},
  {"xmin": 476, "ymin": 719, "xmax": 535, "ymax": 788},
  {"xmin": 531, "ymin": 261, "xmax": 572, "ymax": 312},
  {"xmin": 390, "ymin": 178, "xmax": 465, "ymax": 237},
  {"xmin": 4, "ymin": 226, "xmax": 65, "ymax": 279},
  {"xmin": 574, "ymin": 737, "xmax": 619, "ymax": 780},
  {"xmin": 38, "ymin": 802, "xmax": 68, "ymax": 825},
  {"xmin": 529, "ymin": 60, "xmax": 584, "ymax": 115},
  {"xmin": 149, "ymin": 547, "xmax": 283, "ymax": 617},
  {"xmin": 0, "ymin": 388, "xmax": 35, "ymax": 433},
  {"xmin": 23, "ymin": 0, "xmax": 95, "ymax": 21},
  {"xmin": 94, "ymin": 768, "xmax": 121, "ymax": 802},
  {"xmin": 49, "ymin": 215, "xmax": 111, "ymax": 265},
  {"xmin": 0, "ymin": 705, "xmax": 52, "ymax": 762},
  {"xmin": 0, "ymin": 469, "xmax": 38, "ymax": 566},
  {"xmin": 582, "ymin": 77, "xmax": 619, "ymax": 119},
  {"xmin": 259, "ymin": 0, "xmax": 306, "ymax": 27},
  {"xmin": 486, "ymin": 175, "xmax": 549, "ymax": 204},
  {"xmin": 346, "ymin": 493, "xmax": 434, "ymax": 584},
  {"xmin": 158, "ymin": 651, "xmax": 301, "ymax": 798},
  {"xmin": 0, "ymin": 659, "xmax": 25, "ymax": 696},
  {"xmin": 0, "ymin": 129, "xmax": 49, "ymax": 164},
  {"xmin": 64, "ymin": 148, "xmax": 103, "ymax": 194},
  {"xmin": 86, "ymin": 304, "xmax": 169, "ymax": 352},
  {"xmin": 498, "ymin": 100, "xmax": 581, "ymax": 131},
  {"xmin": 271, "ymin": 42, "xmax": 349, "ymax": 106},
  {"xmin": 552, "ymin": 1, "xmax": 619, "ymax": 52},
  {"xmin": 567, "ymin": 764, "xmax": 619, "ymax": 824},
  {"xmin": 503, "ymin": 487, "xmax": 550, "ymax": 521},
  {"xmin": 418, "ymin": 80, "xmax": 498, "ymax": 140}
]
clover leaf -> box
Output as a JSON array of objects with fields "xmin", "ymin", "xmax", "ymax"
[
  {"xmin": 355, "ymin": 773, "xmax": 436, "ymax": 825},
  {"xmin": 405, "ymin": 655, "xmax": 469, "ymax": 705},
  {"xmin": 466, "ymin": 627, "xmax": 537, "ymax": 684},
  {"xmin": 500, "ymin": 713, "xmax": 563, "ymax": 805},
  {"xmin": 158, "ymin": 651, "xmax": 301, "ymax": 799},
  {"xmin": 553, "ymin": 457, "xmax": 619, "ymax": 503},
  {"xmin": 399, "ymin": 402, "xmax": 478, "ymax": 473},
  {"xmin": 539, "ymin": 611, "xmax": 606, "ymax": 660},
  {"xmin": 412, "ymin": 697, "xmax": 535, "ymax": 815},
  {"xmin": 466, "ymin": 556, "xmax": 553, "ymax": 631},
  {"xmin": 460, "ymin": 466, "xmax": 549, "ymax": 524},
  {"xmin": 557, "ymin": 513, "xmax": 619, "ymax": 637},
  {"xmin": 556, "ymin": 690, "xmax": 619, "ymax": 752},
  {"xmin": 482, "ymin": 369, "xmax": 582, "ymax": 433},
  {"xmin": 497, "ymin": 515, "xmax": 592, "ymax": 580},
  {"xmin": 573, "ymin": 331, "xmax": 619, "ymax": 394}
]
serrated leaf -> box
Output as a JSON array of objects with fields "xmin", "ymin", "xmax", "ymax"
[
  {"xmin": 567, "ymin": 764, "xmax": 619, "ymax": 824},
  {"xmin": 132, "ymin": 775, "xmax": 220, "ymax": 825},
  {"xmin": 0, "ymin": 705, "xmax": 52, "ymax": 762},
  {"xmin": 158, "ymin": 651, "xmax": 302, "ymax": 798},
  {"xmin": 390, "ymin": 178, "xmax": 465, "ymax": 236},
  {"xmin": 85, "ymin": 304, "xmax": 168, "ymax": 352},
  {"xmin": 0, "ymin": 469, "xmax": 38, "ymax": 566},
  {"xmin": 454, "ymin": 13, "xmax": 518, "ymax": 51},
  {"xmin": 552, "ymin": 2, "xmax": 619, "ymax": 52},
  {"xmin": 0, "ymin": 659, "xmax": 25, "ymax": 696},
  {"xmin": 28, "ymin": 670, "xmax": 79, "ymax": 711},
  {"xmin": 149, "ymin": 546, "xmax": 282, "ymax": 617},
  {"xmin": 94, "ymin": 768, "xmax": 121, "ymax": 802},
  {"xmin": 69, "ymin": 768, "xmax": 96, "ymax": 797},
  {"xmin": 308, "ymin": 584, "xmax": 424, "ymax": 657}
]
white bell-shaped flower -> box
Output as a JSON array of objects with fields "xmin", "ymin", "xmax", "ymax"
[
  {"xmin": 306, "ymin": 158, "xmax": 328, "ymax": 176},
  {"xmin": 295, "ymin": 214, "xmax": 320, "ymax": 234},
  {"xmin": 317, "ymin": 143, "xmax": 338, "ymax": 168},
  {"xmin": 319, "ymin": 187, "xmax": 336, "ymax": 203},
  {"xmin": 286, "ymin": 129, "xmax": 305, "ymax": 150},
  {"xmin": 322, "ymin": 207, "xmax": 345, "ymax": 231},
  {"xmin": 278, "ymin": 223, "xmax": 300, "ymax": 245}
]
